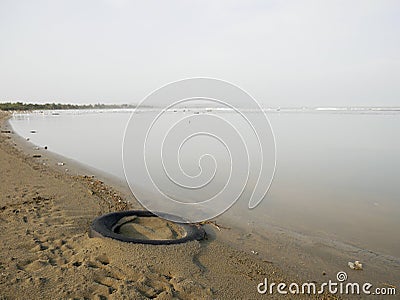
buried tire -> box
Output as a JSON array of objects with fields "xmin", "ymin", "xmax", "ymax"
[{"xmin": 89, "ymin": 210, "xmax": 206, "ymax": 245}]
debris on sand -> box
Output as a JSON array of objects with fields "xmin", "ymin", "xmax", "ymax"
[
  {"xmin": 57, "ymin": 162, "xmax": 65, "ymax": 166},
  {"xmin": 348, "ymin": 260, "xmax": 363, "ymax": 270},
  {"xmin": 76, "ymin": 175, "xmax": 129, "ymax": 211},
  {"xmin": 196, "ymin": 220, "xmax": 230, "ymax": 231},
  {"xmin": 32, "ymin": 154, "xmax": 42, "ymax": 158}
]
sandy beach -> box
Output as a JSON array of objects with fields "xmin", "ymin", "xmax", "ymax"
[
  {"xmin": 0, "ymin": 111, "xmax": 337, "ymax": 299},
  {"xmin": 1, "ymin": 0, "xmax": 399, "ymax": 298}
]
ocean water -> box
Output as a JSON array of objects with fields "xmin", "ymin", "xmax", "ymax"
[{"xmin": 9, "ymin": 109, "xmax": 400, "ymax": 260}]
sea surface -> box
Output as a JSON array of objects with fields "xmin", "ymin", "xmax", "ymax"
[{"xmin": 10, "ymin": 109, "xmax": 400, "ymax": 261}]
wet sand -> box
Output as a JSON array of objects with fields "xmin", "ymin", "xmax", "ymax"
[{"xmin": 0, "ymin": 111, "xmax": 333, "ymax": 299}]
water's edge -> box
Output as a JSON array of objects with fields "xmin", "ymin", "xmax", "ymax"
[{"xmin": 5, "ymin": 116, "xmax": 399, "ymax": 285}]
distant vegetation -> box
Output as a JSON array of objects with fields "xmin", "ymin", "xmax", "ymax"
[{"xmin": 0, "ymin": 102, "xmax": 136, "ymax": 111}]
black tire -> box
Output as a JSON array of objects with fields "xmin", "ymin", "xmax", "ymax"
[{"xmin": 89, "ymin": 210, "xmax": 205, "ymax": 245}]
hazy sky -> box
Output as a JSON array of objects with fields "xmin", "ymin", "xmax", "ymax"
[{"xmin": 1, "ymin": 0, "xmax": 399, "ymax": 106}]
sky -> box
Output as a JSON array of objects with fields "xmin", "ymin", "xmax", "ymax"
[{"xmin": 0, "ymin": 0, "xmax": 399, "ymax": 107}]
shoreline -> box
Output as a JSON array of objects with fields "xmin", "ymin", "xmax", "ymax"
[
  {"xmin": 5, "ymin": 111, "xmax": 134, "ymax": 199},
  {"xmin": 0, "ymin": 111, "xmax": 307, "ymax": 299},
  {"xmin": 1, "ymin": 111, "xmax": 397, "ymax": 299}
]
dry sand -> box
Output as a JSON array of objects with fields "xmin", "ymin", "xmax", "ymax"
[{"xmin": 0, "ymin": 111, "xmax": 335, "ymax": 299}]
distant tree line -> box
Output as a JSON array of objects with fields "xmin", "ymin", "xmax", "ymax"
[{"xmin": 0, "ymin": 102, "xmax": 136, "ymax": 111}]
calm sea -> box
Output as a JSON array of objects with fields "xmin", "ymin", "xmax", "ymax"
[{"xmin": 10, "ymin": 109, "xmax": 400, "ymax": 260}]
